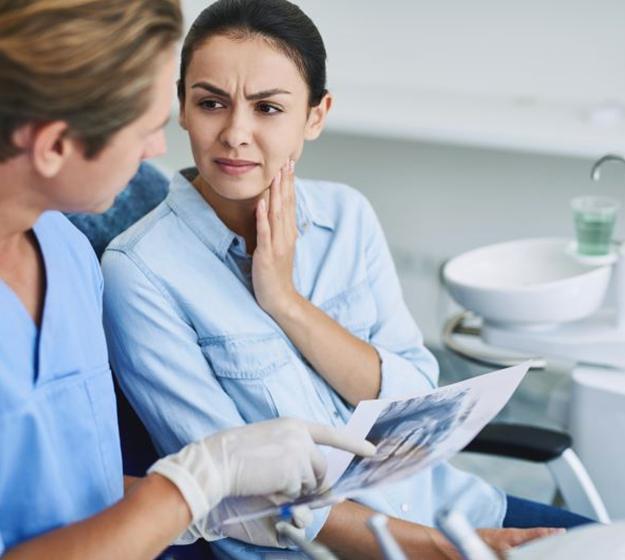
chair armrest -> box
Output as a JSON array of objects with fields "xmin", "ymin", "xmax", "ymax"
[{"xmin": 463, "ymin": 422, "xmax": 572, "ymax": 462}]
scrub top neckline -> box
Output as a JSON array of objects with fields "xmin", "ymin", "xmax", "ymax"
[{"xmin": 0, "ymin": 219, "xmax": 52, "ymax": 384}]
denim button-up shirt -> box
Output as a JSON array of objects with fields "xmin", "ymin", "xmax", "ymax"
[{"xmin": 102, "ymin": 171, "xmax": 505, "ymax": 559}]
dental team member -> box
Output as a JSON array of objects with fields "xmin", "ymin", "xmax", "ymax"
[
  {"xmin": 102, "ymin": 1, "xmax": 584, "ymax": 559},
  {"xmin": 0, "ymin": 1, "xmax": 374, "ymax": 558}
]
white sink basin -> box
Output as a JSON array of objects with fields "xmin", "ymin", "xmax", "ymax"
[{"xmin": 443, "ymin": 238, "xmax": 613, "ymax": 326}]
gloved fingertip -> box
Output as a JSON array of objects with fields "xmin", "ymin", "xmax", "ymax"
[
  {"xmin": 291, "ymin": 505, "xmax": 314, "ymax": 528},
  {"xmin": 361, "ymin": 440, "xmax": 377, "ymax": 456}
]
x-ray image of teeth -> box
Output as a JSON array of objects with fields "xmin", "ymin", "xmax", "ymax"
[
  {"xmin": 207, "ymin": 363, "xmax": 530, "ymax": 530},
  {"xmin": 332, "ymin": 387, "xmax": 476, "ymax": 494}
]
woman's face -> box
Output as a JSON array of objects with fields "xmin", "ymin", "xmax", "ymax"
[{"xmin": 179, "ymin": 34, "xmax": 330, "ymax": 202}]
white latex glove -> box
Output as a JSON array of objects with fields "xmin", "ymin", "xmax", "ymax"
[
  {"xmin": 149, "ymin": 417, "xmax": 375, "ymax": 521},
  {"xmin": 176, "ymin": 497, "xmax": 314, "ymax": 548}
]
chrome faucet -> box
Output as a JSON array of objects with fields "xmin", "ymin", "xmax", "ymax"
[{"xmin": 591, "ymin": 154, "xmax": 625, "ymax": 181}]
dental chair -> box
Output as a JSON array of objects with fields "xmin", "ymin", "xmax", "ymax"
[
  {"xmin": 463, "ymin": 422, "xmax": 609, "ymax": 523},
  {"xmin": 432, "ymin": 348, "xmax": 609, "ymax": 524}
]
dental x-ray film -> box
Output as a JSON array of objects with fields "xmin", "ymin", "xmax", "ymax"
[{"xmin": 208, "ymin": 362, "xmax": 530, "ymax": 530}]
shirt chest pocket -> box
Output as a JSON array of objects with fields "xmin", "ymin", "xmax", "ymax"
[
  {"xmin": 319, "ymin": 280, "xmax": 378, "ymax": 341},
  {"xmin": 199, "ymin": 335, "xmax": 328, "ymax": 424}
]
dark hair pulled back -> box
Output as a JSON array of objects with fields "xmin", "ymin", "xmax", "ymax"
[{"xmin": 178, "ymin": 0, "xmax": 327, "ymax": 107}]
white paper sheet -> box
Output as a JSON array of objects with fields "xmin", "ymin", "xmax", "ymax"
[{"xmin": 323, "ymin": 362, "xmax": 530, "ymax": 493}]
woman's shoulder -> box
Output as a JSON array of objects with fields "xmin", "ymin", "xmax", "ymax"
[
  {"xmin": 296, "ymin": 177, "xmax": 372, "ymax": 223},
  {"xmin": 104, "ymin": 198, "xmax": 171, "ymax": 255},
  {"xmin": 297, "ymin": 176, "xmax": 366, "ymax": 201}
]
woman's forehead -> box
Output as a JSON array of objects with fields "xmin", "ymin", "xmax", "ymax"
[{"xmin": 186, "ymin": 34, "xmax": 306, "ymax": 93}]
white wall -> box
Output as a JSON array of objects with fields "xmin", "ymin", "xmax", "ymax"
[{"xmin": 180, "ymin": 1, "xmax": 625, "ymax": 156}]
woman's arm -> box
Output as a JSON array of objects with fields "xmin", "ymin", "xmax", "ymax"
[
  {"xmin": 124, "ymin": 475, "xmax": 141, "ymax": 493},
  {"xmin": 253, "ymin": 164, "xmax": 380, "ymax": 405},
  {"xmin": 101, "ymin": 248, "xmax": 337, "ymax": 545},
  {"xmin": 318, "ymin": 500, "xmax": 558, "ymax": 560},
  {"xmin": 5, "ymin": 474, "xmax": 190, "ymax": 560},
  {"xmin": 252, "ymin": 164, "xmax": 437, "ymax": 405}
]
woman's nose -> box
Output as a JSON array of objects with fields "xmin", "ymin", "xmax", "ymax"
[{"xmin": 218, "ymin": 109, "xmax": 252, "ymax": 148}]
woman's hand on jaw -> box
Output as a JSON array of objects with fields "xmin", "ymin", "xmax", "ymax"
[{"xmin": 252, "ymin": 159, "xmax": 301, "ymax": 319}]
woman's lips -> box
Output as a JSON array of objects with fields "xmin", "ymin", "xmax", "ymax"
[{"xmin": 214, "ymin": 158, "xmax": 259, "ymax": 176}]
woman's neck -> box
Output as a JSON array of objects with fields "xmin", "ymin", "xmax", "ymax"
[{"xmin": 192, "ymin": 174, "xmax": 261, "ymax": 254}]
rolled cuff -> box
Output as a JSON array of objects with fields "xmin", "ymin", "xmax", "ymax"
[
  {"xmin": 148, "ymin": 459, "xmax": 209, "ymax": 522},
  {"xmin": 375, "ymin": 346, "xmax": 436, "ymax": 400}
]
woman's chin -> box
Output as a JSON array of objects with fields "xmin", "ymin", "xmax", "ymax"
[{"xmin": 212, "ymin": 184, "xmax": 267, "ymax": 203}]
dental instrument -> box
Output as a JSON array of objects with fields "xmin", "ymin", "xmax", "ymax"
[
  {"xmin": 275, "ymin": 521, "xmax": 339, "ymax": 560},
  {"xmin": 436, "ymin": 509, "xmax": 499, "ymax": 560},
  {"xmin": 367, "ymin": 514, "xmax": 408, "ymax": 560}
]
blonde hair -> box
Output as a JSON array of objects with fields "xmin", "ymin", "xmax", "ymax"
[{"xmin": 0, "ymin": 0, "xmax": 182, "ymax": 161}]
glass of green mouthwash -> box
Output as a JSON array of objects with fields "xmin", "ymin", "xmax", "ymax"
[{"xmin": 571, "ymin": 196, "xmax": 619, "ymax": 256}]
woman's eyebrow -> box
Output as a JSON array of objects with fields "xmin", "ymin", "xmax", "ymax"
[{"xmin": 191, "ymin": 81, "xmax": 291, "ymax": 100}]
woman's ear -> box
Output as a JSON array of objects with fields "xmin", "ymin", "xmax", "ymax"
[
  {"xmin": 304, "ymin": 92, "xmax": 333, "ymax": 141},
  {"xmin": 29, "ymin": 121, "xmax": 74, "ymax": 178}
]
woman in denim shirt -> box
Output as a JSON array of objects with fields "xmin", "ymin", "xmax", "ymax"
[{"xmin": 102, "ymin": 1, "xmax": 589, "ymax": 558}]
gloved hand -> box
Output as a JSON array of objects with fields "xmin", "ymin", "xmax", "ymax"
[
  {"xmin": 148, "ymin": 417, "xmax": 375, "ymax": 522},
  {"xmin": 176, "ymin": 497, "xmax": 315, "ymax": 548}
]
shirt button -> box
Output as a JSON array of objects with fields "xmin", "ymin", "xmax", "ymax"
[{"xmin": 400, "ymin": 503, "xmax": 411, "ymax": 513}]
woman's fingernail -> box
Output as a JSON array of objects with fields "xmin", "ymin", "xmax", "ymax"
[{"xmin": 290, "ymin": 159, "xmax": 295, "ymax": 172}]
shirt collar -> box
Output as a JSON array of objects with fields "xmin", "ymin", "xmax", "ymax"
[
  {"xmin": 166, "ymin": 169, "xmax": 236, "ymax": 260},
  {"xmin": 166, "ymin": 168, "xmax": 335, "ymax": 260},
  {"xmin": 295, "ymin": 180, "xmax": 334, "ymax": 233}
]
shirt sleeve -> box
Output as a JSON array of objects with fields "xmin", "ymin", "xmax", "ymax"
[
  {"xmin": 360, "ymin": 195, "xmax": 440, "ymax": 398},
  {"xmin": 0, "ymin": 532, "xmax": 5, "ymax": 556},
  {"xmin": 102, "ymin": 248, "xmax": 246, "ymax": 455},
  {"xmin": 101, "ymin": 248, "xmax": 331, "ymax": 541}
]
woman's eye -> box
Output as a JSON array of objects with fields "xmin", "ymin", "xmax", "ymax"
[
  {"xmin": 199, "ymin": 99, "xmax": 225, "ymax": 111},
  {"xmin": 257, "ymin": 103, "xmax": 281, "ymax": 115}
]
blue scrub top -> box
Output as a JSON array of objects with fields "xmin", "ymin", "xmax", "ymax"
[{"xmin": 0, "ymin": 212, "xmax": 123, "ymax": 554}]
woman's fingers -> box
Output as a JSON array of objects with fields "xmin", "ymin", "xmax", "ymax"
[
  {"xmin": 478, "ymin": 527, "xmax": 565, "ymax": 553},
  {"xmin": 269, "ymin": 160, "xmax": 297, "ymax": 247},
  {"xmin": 256, "ymin": 195, "xmax": 271, "ymax": 250},
  {"xmin": 269, "ymin": 168, "xmax": 283, "ymax": 242},
  {"xmin": 284, "ymin": 160, "xmax": 297, "ymax": 239}
]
